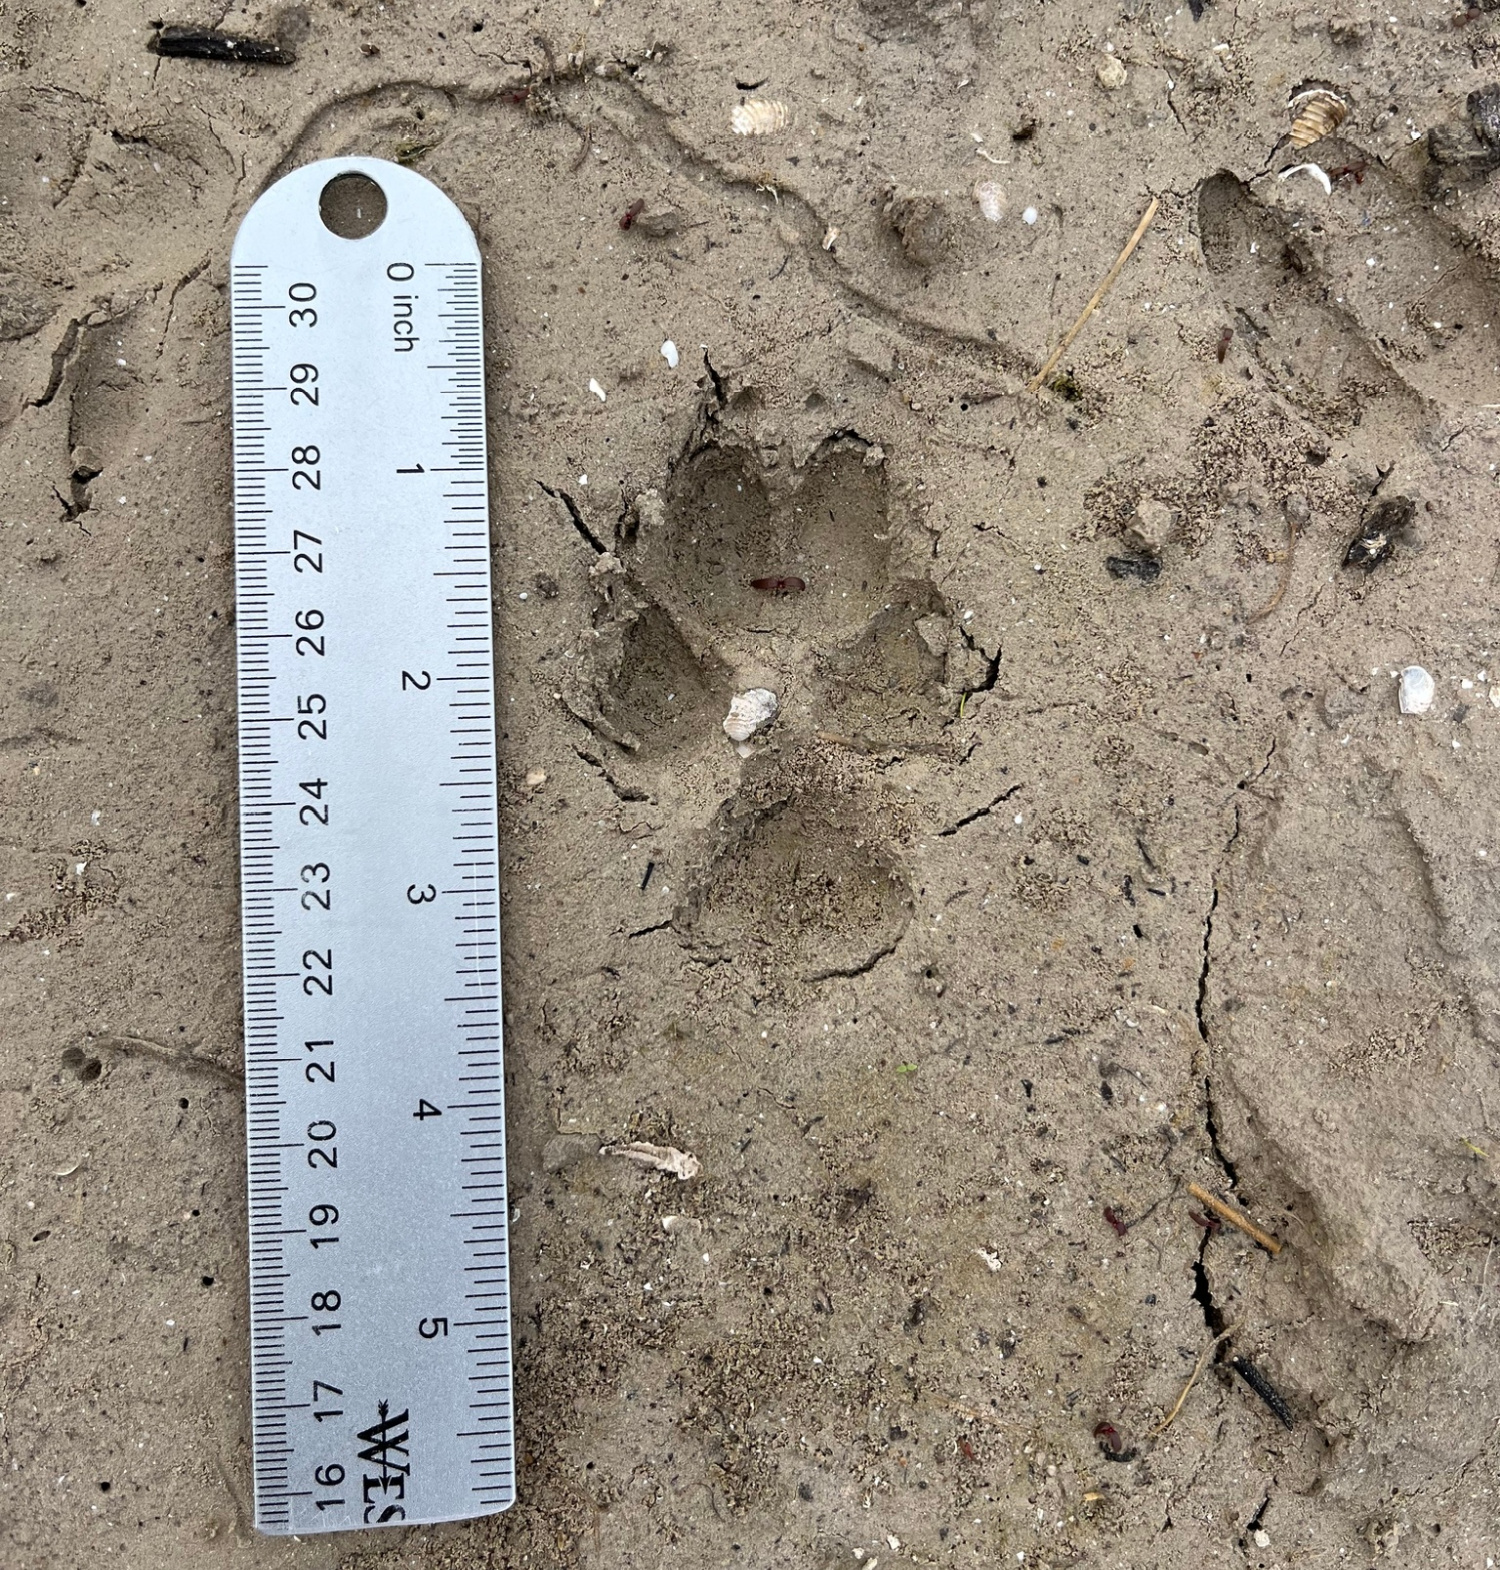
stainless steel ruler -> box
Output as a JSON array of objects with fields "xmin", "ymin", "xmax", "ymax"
[{"xmin": 230, "ymin": 156, "xmax": 513, "ymax": 1535}]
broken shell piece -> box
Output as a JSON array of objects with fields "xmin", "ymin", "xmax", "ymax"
[
  {"xmin": 588, "ymin": 377, "xmax": 607, "ymax": 402},
  {"xmin": 973, "ymin": 180, "xmax": 1007, "ymax": 222},
  {"xmin": 821, "ymin": 225, "xmax": 840, "ymax": 251},
  {"xmin": 723, "ymin": 687, "xmax": 778, "ymax": 744},
  {"xmin": 1288, "ymin": 85, "xmax": 1348, "ymax": 148},
  {"xmin": 1096, "ymin": 53, "xmax": 1127, "ymax": 91},
  {"xmin": 601, "ymin": 1141, "xmax": 701, "ymax": 1180},
  {"xmin": 1278, "ymin": 161, "xmax": 1333, "ymax": 196},
  {"xmin": 1398, "ymin": 665, "xmax": 1434, "ymax": 716},
  {"xmin": 660, "ymin": 339, "xmax": 679, "ymax": 369},
  {"xmin": 732, "ymin": 98, "xmax": 789, "ymax": 136},
  {"xmin": 524, "ymin": 767, "xmax": 547, "ymax": 789}
]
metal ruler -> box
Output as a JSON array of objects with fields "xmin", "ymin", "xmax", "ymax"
[{"xmin": 231, "ymin": 156, "xmax": 513, "ymax": 1535}]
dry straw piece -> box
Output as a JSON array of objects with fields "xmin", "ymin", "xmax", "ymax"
[
  {"xmin": 1288, "ymin": 86, "xmax": 1348, "ymax": 148},
  {"xmin": 732, "ymin": 98, "xmax": 789, "ymax": 136},
  {"xmin": 1187, "ymin": 1181, "xmax": 1283, "ymax": 1255}
]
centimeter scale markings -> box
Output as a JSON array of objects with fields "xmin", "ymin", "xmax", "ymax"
[{"xmin": 230, "ymin": 158, "xmax": 514, "ymax": 1535}]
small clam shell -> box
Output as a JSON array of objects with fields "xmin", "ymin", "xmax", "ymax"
[
  {"xmin": 732, "ymin": 98, "xmax": 789, "ymax": 137},
  {"xmin": 1288, "ymin": 86, "xmax": 1348, "ymax": 148},
  {"xmin": 1398, "ymin": 665, "xmax": 1434, "ymax": 716},
  {"xmin": 973, "ymin": 180, "xmax": 1007, "ymax": 223}
]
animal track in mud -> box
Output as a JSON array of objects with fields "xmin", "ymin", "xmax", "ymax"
[
  {"xmin": 633, "ymin": 439, "xmax": 895, "ymax": 639},
  {"xmin": 594, "ymin": 605, "xmax": 728, "ymax": 761},
  {"xmin": 681, "ymin": 789, "xmax": 914, "ymax": 982},
  {"xmin": 579, "ymin": 431, "xmax": 973, "ymax": 981},
  {"xmin": 1198, "ymin": 171, "xmax": 1422, "ymax": 434},
  {"xmin": 816, "ymin": 583, "xmax": 951, "ymax": 749}
]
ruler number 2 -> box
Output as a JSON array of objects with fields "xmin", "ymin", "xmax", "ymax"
[{"xmin": 401, "ymin": 669, "xmax": 431, "ymax": 691}]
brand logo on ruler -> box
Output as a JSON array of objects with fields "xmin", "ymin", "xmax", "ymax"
[{"xmin": 357, "ymin": 1400, "xmax": 411, "ymax": 1524}]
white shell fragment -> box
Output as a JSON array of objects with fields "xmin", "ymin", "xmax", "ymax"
[
  {"xmin": 1022, "ymin": 205, "xmax": 1039, "ymax": 225},
  {"xmin": 660, "ymin": 338, "xmax": 679, "ymax": 369},
  {"xmin": 601, "ymin": 1141, "xmax": 701, "ymax": 1180},
  {"xmin": 1398, "ymin": 665, "xmax": 1435, "ymax": 715},
  {"xmin": 973, "ymin": 180, "xmax": 1007, "ymax": 222},
  {"xmin": 732, "ymin": 99, "xmax": 789, "ymax": 137},
  {"xmin": 1278, "ymin": 162, "xmax": 1333, "ymax": 196},
  {"xmin": 723, "ymin": 687, "xmax": 778, "ymax": 744},
  {"xmin": 1096, "ymin": 53, "xmax": 1127, "ymax": 90},
  {"xmin": 588, "ymin": 377, "xmax": 606, "ymax": 402}
]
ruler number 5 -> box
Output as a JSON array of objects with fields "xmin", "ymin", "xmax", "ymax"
[{"xmin": 419, "ymin": 1317, "xmax": 449, "ymax": 1339}]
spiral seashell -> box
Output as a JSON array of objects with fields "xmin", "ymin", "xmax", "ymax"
[
  {"xmin": 1288, "ymin": 86, "xmax": 1348, "ymax": 149},
  {"xmin": 732, "ymin": 98, "xmax": 789, "ymax": 137}
]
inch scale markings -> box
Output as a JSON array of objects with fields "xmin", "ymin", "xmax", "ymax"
[{"xmin": 231, "ymin": 159, "xmax": 513, "ymax": 1536}]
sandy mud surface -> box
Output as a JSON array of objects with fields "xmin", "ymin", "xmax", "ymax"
[{"xmin": 3, "ymin": 2, "xmax": 1500, "ymax": 1566}]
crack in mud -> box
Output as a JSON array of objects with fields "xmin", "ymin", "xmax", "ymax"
[
  {"xmin": 538, "ymin": 479, "xmax": 607, "ymax": 554},
  {"xmin": 937, "ymin": 781, "xmax": 1021, "ymax": 838}
]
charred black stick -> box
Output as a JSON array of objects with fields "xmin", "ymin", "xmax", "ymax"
[{"xmin": 151, "ymin": 25, "xmax": 294, "ymax": 65}]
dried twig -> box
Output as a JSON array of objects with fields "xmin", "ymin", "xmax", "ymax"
[
  {"xmin": 1150, "ymin": 1321, "xmax": 1239, "ymax": 1435},
  {"xmin": 1028, "ymin": 196, "xmax": 1160, "ymax": 394},
  {"xmin": 1187, "ymin": 1182, "xmax": 1282, "ymax": 1255}
]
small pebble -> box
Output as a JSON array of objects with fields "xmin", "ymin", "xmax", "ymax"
[
  {"xmin": 524, "ymin": 767, "xmax": 547, "ymax": 788},
  {"xmin": 1096, "ymin": 54, "xmax": 1127, "ymax": 90},
  {"xmin": 1022, "ymin": 206, "xmax": 1039, "ymax": 225}
]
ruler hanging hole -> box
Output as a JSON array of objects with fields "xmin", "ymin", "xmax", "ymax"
[{"xmin": 319, "ymin": 171, "xmax": 387, "ymax": 239}]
